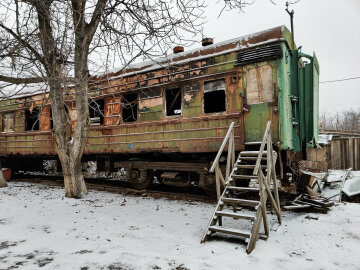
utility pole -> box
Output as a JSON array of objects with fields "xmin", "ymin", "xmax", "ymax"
[{"xmin": 285, "ymin": 1, "xmax": 295, "ymax": 47}]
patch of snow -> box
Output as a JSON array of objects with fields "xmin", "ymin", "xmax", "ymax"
[
  {"xmin": 327, "ymin": 169, "xmax": 350, "ymax": 183},
  {"xmin": 0, "ymin": 82, "xmax": 48, "ymax": 100},
  {"xmin": 0, "ymin": 182, "xmax": 360, "ymax": 269},
  {"xmin": 342, "ymin": 177, "xmax": 360, "ymax": 197},
  {"xmin": 318, "ymin": 134, "xmax": 332, "ymax": 145}
]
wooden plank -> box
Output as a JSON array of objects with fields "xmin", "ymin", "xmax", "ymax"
[
  {"xmin": 246, "ymin": 207, "xmax": 262, "ymax": 254},
  {"xmin": 253, "ymin": 121, "xmax": 271, "ymax": 175},
  {"xmin": 232, "ymin": 174, "xmax": 258, "ymax": 179},
  {"xmin": 215, "ymin": 164, "xmax": 220, "ymax": 200},
  {"xmin": 226, "ymin": 186, "xmax": 260, "ymax": 192},
  {"xmin": 222, "ymin": 197, "xmax": 259, "ymax": 206},
  {"xmin": 216, "ymin": 165, "xmax": 226, "ymax": 187},
  {"xmin": 215, "ymin": 211, "xmax": 256, "ymax": 220},
  {"xmin": 209, "ymin": 122, "xmax": 235, "ymax": 173},
  {"xmin": 209, "ymin": 226, "xmax": 251, "ymax": 238},
  {"xmin": 225, "ymin": 132, "xmax": 233, "ymax": 180},
  {"xmin": 258, "ymin": 172, "xmax": 269, "ymax": 237}
]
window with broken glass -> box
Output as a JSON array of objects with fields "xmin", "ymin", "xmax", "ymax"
[
  {"xmin": 122, "ymin": 93, "xmax": 138, "ymax": 122},
  {"xmin": 203, "ymin": 79, "xmax": 226, "ymax": 114},
  {"xmin": 1, "ymin": 112, "xmax": 15, "ymax": 132},
  {"xmin": 89, "ymin": 99, "xmax": 104, "ymax": 125},
  {"xmin": 165, "ymin": 88, "xmax": 182, "ymax": 116},
  {"xmin": 25, "ymin": 108, "xmax": 40, "ymax": 131}
]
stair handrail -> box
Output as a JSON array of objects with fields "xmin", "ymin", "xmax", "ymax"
[
  {"xmin": 252, "ymin": 120, "xmax": 282, "ymax": 223},
  {"xmin": 253, "ymin": 121, "xmax": 271, "ymax": 176},
  {"xmin": 209, "ymin": 121, "xmax": 235, "ymax": 200}
]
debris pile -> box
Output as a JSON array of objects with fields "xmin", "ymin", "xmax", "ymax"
[{"xmin": 284, "ymin": 168, "xmax": 360, "ymax": 211}]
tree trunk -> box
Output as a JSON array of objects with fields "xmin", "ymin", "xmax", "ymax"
[
  {"xmin": 58, "ymin": 150, "xmax": 87, "ymax": 198},
  {"xmin": 0, "ymin": 160, "xmax": 7, "ymax": 188},
  {"xmin": 50, "ymin": 80, "xmax": 89, "ymax": 199}
]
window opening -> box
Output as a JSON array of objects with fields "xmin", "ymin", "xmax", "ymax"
[
  {"xmin": 122, "ymin": 93, "xmax": 138, "ymax": 122},
  {"xmin": 89, "ymin": 99, "xmax": 104, "ymax": 125},
  {"xmin": 204, "ymin": 79, "xmax": 226, "ymax": 114},
  {"xmin": 165, "ymin": 88, "xmax": 182, "ymax": 116},
  {"xmin": 2, "ymin": 112, "xmax": 15, "ymax": 132},
  {"xmin": 25, "ymin": 108, "xmax": 40, "ymax": 131}
]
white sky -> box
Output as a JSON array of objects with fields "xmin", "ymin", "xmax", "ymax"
[{"xmin": 187, "ymin": 0, "xmax": 360, "ymax": 113}]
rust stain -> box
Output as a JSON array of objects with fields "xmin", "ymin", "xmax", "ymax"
[
  {"xmin": 139, "ymin": 96, "xmax": 162, "ymax": 109},
  {"xmin": 40, "ymin": 106, "xmax": 51, "ymax": 131},
  {"xmin": 184, "ymin": 93, "xmax": 193, "ymax": 102}
]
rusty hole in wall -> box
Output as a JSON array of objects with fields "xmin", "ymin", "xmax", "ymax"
[
  {"xmin": 89, "ymin": 99, "xmax": 104, "ymax": 126},
  {"xmin": 122, "ymin": 93, "xmax": 138, "ymax": 123},
  {"xmin": 25, "ymin": 108, "xmax": 40, "ymax": 131}
]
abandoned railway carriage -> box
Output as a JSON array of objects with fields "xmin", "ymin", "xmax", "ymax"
[{"xmin": 0, "ymin": 26, "xmax": 319, "ymax": 193}]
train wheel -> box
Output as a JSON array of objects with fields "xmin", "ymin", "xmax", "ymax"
[
  {"xmin": 202, "ymin": 175, "xmax": 217, "ymax": 197},
  {"xmin": 129, "ymin": 169, "xmax": 153, "ymax": 190}
]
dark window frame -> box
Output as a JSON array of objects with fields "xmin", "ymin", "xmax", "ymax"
[
  {"xmin": 122, "ymin": 93, "xmax": 138, "ymax": 123},
  {"xmin": 25, "ymin": 108, "xmax": 40, "ymax": 131},
  {"xmin": 165, "ymin": 87, "xmax": 183, "ymax": 117},
  {"xmin": 89, "ymin": 99, "xmax": 105, "ymax": 126},
  {"xmin": 203, "ymin": 78, "xmax": 227, "ymax": 114}
]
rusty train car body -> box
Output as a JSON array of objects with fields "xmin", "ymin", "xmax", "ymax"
[{"xmin": 0, "ymin": 26, "xmax": 319, "ymax": 192}]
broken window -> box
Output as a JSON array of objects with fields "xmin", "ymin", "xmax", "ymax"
[
  {"xmin": 89, "ymin": 99, "xmax": 104, "ymax": 125},
  {"xmin": 25, "ymin": 108, "xmax": 40, "ymax": 131},
  {"xmin": 165, "ymin": 88, "xmax": 182, "ymax": 116},
  {"xmin": 203, "ymin": 79, "xmax": 226, "ymax": 114},
  {"xmin": 246, "ymin": 65, "xmax": 273, "ymax": 104},
  {"xmin": 122, "ymin": 93, "xmax": 138, "ymax": 122},
  {"xmin": 2, "ymin": 112, "xmax": 15, "ymax": 132}
]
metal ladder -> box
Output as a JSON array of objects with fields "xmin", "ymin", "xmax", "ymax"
[{"xmin": 201, "ymin": 121, "xmax": 281, "ymax": 253}]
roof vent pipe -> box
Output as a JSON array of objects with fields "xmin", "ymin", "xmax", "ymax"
[
  {"xmin": 173, "ymin": 46, "xmax": 184, "ymax": 54},
  {"xmin": 202, "ymin": 38, "xmax": 214, "ymax": 46}
]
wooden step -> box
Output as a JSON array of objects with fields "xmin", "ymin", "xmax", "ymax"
[
  {"xmin": 209, "ymin": 226, "xmax": 251, "ymax": 238},
  {"xmin": 226, "ymin": 186, "xmax": 260, "ymax": 192},
  {"xmin": 236, "ymin": 164, "xmax": 267, "ymax": 169},
  {"xmin": 232, "ymin": 174, "xmax": 258, "ymax": 180},
  {"xmin": 239, "ymin": 157, "xmax": 267, "ymax": 161},
  {"xmin": 244, "ymin": 141, "xmax": 262, "ymax": 145},
  {"xmin": 222, "ymin": 197, "xmax": 260, "ymax": 206},
  {"xmin": 215, "ymin": 211, "xmax": 256, "ymax": 221},
  {"xmin": 240, "ymin": 151, "xmax": 268, "ymax": 156}
]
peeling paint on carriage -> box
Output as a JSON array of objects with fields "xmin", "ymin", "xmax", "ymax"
[{"xmin": 0, "ymin": 26, "xmax": 318, "ymax": 166}]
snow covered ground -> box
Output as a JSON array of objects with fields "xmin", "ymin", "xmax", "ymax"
[{"xmin": 1, "ymin": 182, "xmax": 359, "ymax": 270}]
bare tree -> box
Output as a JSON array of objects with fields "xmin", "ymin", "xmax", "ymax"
[
  {"xmin": 0, "ymin": 0, "xmax": 253, "ymax": 198},
  {"xmin": 320, "ymin": 109, "xmax": 360, "ymax": 131}
]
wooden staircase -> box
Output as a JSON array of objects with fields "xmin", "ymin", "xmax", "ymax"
[{"xmin": 201, "ymin": 121, "xmax": 281, "ymax": 253}]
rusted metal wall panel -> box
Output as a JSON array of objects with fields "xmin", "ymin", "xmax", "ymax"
[
  {"xmin": 85, "ymin": 117, "xmax": 243, "ymax": 154},
  {"xmin": 40, "ymin": 106, "xmax": 51, "ymax": 131},
  {"xmin": 139, "ymin": 89, "xmax": 163, "ymax": 122},
  {"xmin": 104, "ymin": 97, "xmax": 121, "ymax": 125},
  {"xmin": 183, "ymin": 83, "xmax": 201, "ymax": 117}
]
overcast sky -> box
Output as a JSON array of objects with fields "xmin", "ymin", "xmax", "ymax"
[{"xmin": 187, "ymin": 0, "xmax": 360, "ymax": 114}]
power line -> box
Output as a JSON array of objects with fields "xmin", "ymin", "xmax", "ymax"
[{"xmin": 320, "ymin": 76, "xmax": 360, "ymax": 84}]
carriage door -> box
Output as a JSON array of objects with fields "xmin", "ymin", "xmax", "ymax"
[{"xmin": 243, "ymin": 64, "xmax": 278, "ymax": 142}]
